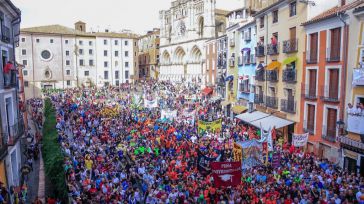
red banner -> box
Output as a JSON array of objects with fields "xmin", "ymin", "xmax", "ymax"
[{"xmin": 210, "ymin": 162, "xmax": 242, "ymax": 187}]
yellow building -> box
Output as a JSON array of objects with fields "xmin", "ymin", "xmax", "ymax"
[
  {"xmin": 253, "ymin": 0, "xmax": 308, "ymax": 141},
  {"xmin": 138, "ymin": 29, "xmax": 160, "ymax": 80},
  {"xmin": 341, "ymin": 4, "xmax": 364, "ymax": 176}
]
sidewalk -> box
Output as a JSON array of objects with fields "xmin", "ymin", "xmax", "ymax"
[{"xmin": 25, "ymin": 113, "xmax": 45, "ymax": 203}]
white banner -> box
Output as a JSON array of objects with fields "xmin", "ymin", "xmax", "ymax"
[
  {"xmin": 293, "ymin": 133, "xmax": 309, "ymax": 147},
  {"xmin": 347, "ymin": 114, "xmax": 364, "ymax": 134},
  {"xmin": 161, "ymin": 109, "xmax": 177, "ymax": 121},
  {"xmin": 144, "ymin": 99, "xmax": 158, "ymax": 109},
  {"xmin": 353, "ymin": 68, "xmax": 364, "ymax": 86}
]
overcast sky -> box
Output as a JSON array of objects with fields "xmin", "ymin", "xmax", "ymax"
[{"xmin": 12, "ymin": 0, "xmax": 243, "ymax": 34}]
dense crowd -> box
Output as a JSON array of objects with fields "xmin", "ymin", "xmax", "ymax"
[{"xmin": 45, "ymin": 80, "xmax": 363, "ymax": 204}]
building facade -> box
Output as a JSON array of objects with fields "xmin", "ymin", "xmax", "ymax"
[
  {"xmin": 138, "ymin": 29, "xmax": 160, "ymax": 79},
  {"xmin": 299, "ymin": 0, "xmax": 363, "ymax": 162},
  {"xmin": 205, "ymin": 39, "xmax": 217, "ymax": 85},
  {"xmin": 16, "ymin": 22, "xmax": 139, "ymax": 99},
  {"xmin": 158, "ymin": 0, "xmax": 226, "ymax": 84},
  {"xmin": 0, "ymin": 0, "xmax": 24, "ymax": 202},
  {"xmin": 216, "ymin": 35, "xmax": 227, "ymax": 98}
]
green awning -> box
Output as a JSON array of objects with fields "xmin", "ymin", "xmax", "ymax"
[{"xmin": 283, "ymin": 56, "xmax": 298, "ymax": 65}]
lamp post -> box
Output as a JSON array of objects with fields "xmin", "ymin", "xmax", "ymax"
[{"xmin": 336, "ymin": 119, "xmax": 345, "ymax": 136}]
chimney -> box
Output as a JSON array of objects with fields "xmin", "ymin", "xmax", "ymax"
[
  {"xmin": 75, "ymin": 21, "xmax": 86, "ymax": 32},
  {"xmin": 105, "ymin": 29, "xmax": 109, "ymax": 33}
]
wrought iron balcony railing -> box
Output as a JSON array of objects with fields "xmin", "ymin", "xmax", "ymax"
[
  {"xmin": 266, "ymin": 96, "xmax": 278, "ymax": 109},
  {"xmin": 255, "ymin": 46, "xmax": 265, "ymax": 57},
  {"xmin": 267, "ymin": 43, "xmax": 280, "ymax": 55},
  {"xmin": 322, "ymin": 125, "xmax": 337, "ymax": 143},
  {"xmin": 255, "ymin": 69, "xmax": 265, "ymax": 81},
  {"xmin": 306, "ymin": 50, "xmax": 318, "ymax": 64},
  {"xmin": 320, "ymin": 85, "xmax": 340, "ymax": 103},
  {"xmin": 266, "ymin": 70, "xmax": 278, "ymax": 82},
  {"xmin": 282, "ymin": 38, "xmax": 298, "ymax": 53},
  {"xmin": 282, "ymin": 69, "xmax": 297, "ymax": 83},
  {"xmin": 280, "ymin": 99, "xmax": 296, "ymax": 114}
]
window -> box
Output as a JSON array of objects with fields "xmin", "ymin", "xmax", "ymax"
[
  {"xmin": 80, "ymin": 59, "xmax": 84, "ymax": 66},
  {"xmin": 135, "ymin": 52, "xmax": 137, "ymax": 57},
  {"xmin": 84, "ymin": 71, "xmax": 89, "ymax": 76},
  {"xmin": 115, "ymin": 61, "xmax": 119, "ymax": 66},
  {"xmin": 125, "ymin": 70, "xmax": 129, "ymax": 79},
  {"xmin": 21, "ymin": 49, "xmax": 26, "ymax": 55},
  {"xmin": 289, "ymin": 1, "xmax": 297, "ymax": 17},
  {"xmin": 89, "ymin": 41, "xmax": 92, "ymax": 46},
  {"xmin": 308, "ymin": 32, "xmax": 318, "ymax": 63},
  {"xmin": 24, "ymin": 81, "xmax": 29, "ymax": 87},
  {"xmin": 79, "ymin": 49, "xmax": 83, "ymax": 55},
  {"xmin": 125, "ymin": 40, "xmax": 129, "ymax": 46},
  {"xmin": 328, "ymin": 69, "xmax": 339, "ymax": 99},
  {"xmin": 66, "ymin": 50, "xmax": 70, "ymax": 56},
  {"xmin": 306, "ymin": 104, "xmax": 315, "ymax": 133},
  {"xmin": 36, "ymin": 39, "xmax": 40, "ymax": 43},
  {"xmin": 104, "ymin": 39, "xmax": 107, "ymax": 45},
  {"xmin": 307, "ymin": 69, "xmax": 317, "ymax": 98},
  {"xmin": 104, "ymin": 50, "xmax": 108, "ymax": 56},
  {"xmin": 22, "ymin": 60, "xmax": 27, "ymax": 66},
  {"xmin": 328, "ymin": 27, "xmax": 341, "ymax": 61},
  {"xmin": 65, "ymin": 40, "xmax": 68, "ymax": 44},
  {"xmin": 115, "ymin": 40, "xmax": 118, "ymax": 45},
  {"xmin": 50, "ymin": 39, "xmax": 54, "ymax": 43},
  {"xmin": 23, "ymin": 70, "xmax": 28, "ymax": 76},
  {"xmin": 66, "ymin": 70, "xmax": 70, "ymax": 75},
  {"xmin": 104, "ymin": 71, "xmax": 109, "ymax": 79},
  {"xmin": 272, "ymin": 10, "xmax": 278, "ymax": 23},
  {"xmin": 41, "ymin": 50, "xmax": 51, "ymax": 60},
  {"xmin": 89, "ymin": 49, "xmax": 93, "ymax": 55},
  {"xmin": 125, "ymin": 51, "xmax": 129, "ymax": 57},
  {"xmin": 67, "ymin": 80, "xmax": 71, "ymax": 86},
  {"xmin": 115, "ymin": 80, "xmax": 119, "ymax": 86},
  {"xmin": 115, "ymin": 70, "xmax": 119, "ymax": 79},
  {"xmin": 239, "ymin": 78, "xmax": 250, "ymax": 93},
  {"xmin": 325, "ymin": 108, "xmax": 338, "ymax": 140},
  {"xmin": 21, "ymin": 38, "xmax": 25, "ymax": 42},
  {"xmin": 104, "ymin": 61, "xmax": 108, "ymax": 67},
  {"xmin": 134, "ymin": 42, "xmax": 137, "ymax": 46},
  {"xmin": 66, "ymin": 60, "xmax": 70, "ymax": 66},
  {"xmin": 260, "ymin": 16, "xmax": 264, "ymax": 28},
  {"xmin": 79, "ymin": 40, "xmax": 83, "ymax": 45},
  {"xmin": 125, "ymin": 62, "xmax": 129, "ymax": 68},
  {"xmin": 115, "ymin": 51, "xmax": 119, "ymax": 57},
  {"xmin": 89, "ymin": 60, "xmax": 94, "ymax": 66}
]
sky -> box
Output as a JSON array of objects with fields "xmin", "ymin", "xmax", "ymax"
[{"xmin": 12, "ymin": 0, "xmax": 243, "ymax": 35}]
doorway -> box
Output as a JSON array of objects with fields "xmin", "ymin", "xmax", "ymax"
[{"xmin": 344, "ymin": 157, "xmax": 357, "ymax": 174}]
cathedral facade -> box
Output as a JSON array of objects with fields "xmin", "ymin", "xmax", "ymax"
[{"xmin": 159, "ymin": 0, "xmax": 226, "ymax": 84}]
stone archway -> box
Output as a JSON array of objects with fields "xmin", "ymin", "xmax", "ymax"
[{"xmin": 173, "ymin": 46, "xmax": 186, "ymax": 64}]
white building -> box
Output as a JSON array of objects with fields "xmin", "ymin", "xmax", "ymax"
[
  {"xmin": 16, "ymin": 21, "xmax": 139, "ymax": 99},
  {"xmin": 158, "ymin": 0, "xmax": 227, "ymax": 84}
]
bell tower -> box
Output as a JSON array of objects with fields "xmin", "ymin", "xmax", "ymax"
[{"xmin": 75, "ymin": 21, "xmax": 86, "ymax": 32}]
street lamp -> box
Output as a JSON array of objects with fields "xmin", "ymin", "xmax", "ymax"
[{"xmin": 336, "ymin": 119, "xmax": 345, "ymax": 136}]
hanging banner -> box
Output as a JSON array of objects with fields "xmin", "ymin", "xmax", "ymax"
[
  {"xmin": 210, "ymin": 162, "xmax": 242, "ymax": 187},
  {"xmin": 161, "ymin": 109, "xmax": 177, "ymax": 121},
  {"xmin": 347, "ymin": 114, "xmax": 364, "ymax": 134},
  {"xmin": 144, "ymin": 99, "xmax": 158, "ymax": 109},
  {"xmin": 292, "ymin": 133, "xmax": 309, "ymax": 147},
  {"xmin": 233, "ymin": 143, "xmax": 243, "ymax": 162},
  {"xmin": 198, "ymin": 119, "xmax": 222, "ymax": 133},
  {"xmin": 352, "ymin": 68, "xmax": 364, "ymax": 86},
  {"xmin": 197, "ymin": 150, "xmax": 221, "ymax": 176},
  {"xmin": 237, "ymin": 140, "xmax": 263, "ymax": 169},
  {"xmin": 272, "ymin": 152, "xmax": 281, "ymax": 168}
]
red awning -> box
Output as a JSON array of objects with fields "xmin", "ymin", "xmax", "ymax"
[{"xmin": 202, "ymin": 87, "xmax": 213, "ymax": 95}]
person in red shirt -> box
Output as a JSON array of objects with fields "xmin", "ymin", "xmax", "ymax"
[{"xmin": 3, "ymin": 61, "xmax": 14, "ymax": 87}]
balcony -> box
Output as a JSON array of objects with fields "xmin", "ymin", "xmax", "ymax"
[
  {"xmin": 244, "ymin": 32, "xmax": 251, "ymax": 41},
  {"xmin": 243, "ymin": 55, "xmax": 250, "ymax": 65},
  {"xmin": 337, "ymin": 136, "xmax": 364, "ymax": 150},
  {"xmin": 282, "ymin": 39, "xmax": 298, "ymax": 53},
  {"xmin": 322, "ymin": 125, "xmax": 337, "ymax": 143},
  {"xmin": 302, "ymin": 84, "xmax": 317, "ymax": 100},
  {"xmin": 1, "ymin": 26, "xmax": 11, "ymax": 43},
  {"xmin": 282, "ymin": 69, "xmax": 297, "ymax": 83},
  {"xmin": 3, "ymin": 70, "xmax": 18, "ymax": 89},
  {"xmin": 5, "ymin": 118, "xmax": 25, "ymax": 146},
  {"xmin": 255, "ymin": 46, "xmax": 265, "ymax": 57},
  {"xmin": 346, "ymin": 114, "xmax": 364, "ymax": 135},
  {"xmin": 266, "ymin": 70, "xmax": 278, "ymax": 82},
  {"xmin": 250, "ymin": 54, "xmax": 256, "ymax": 64},
  {"xmin": 229, "ymin": 58, "xmax": 235, "ymax": 67},
  {"xmin": 306, "ymin": 51, "xmax": 318, "ymax": 64},
  {"xmin": 254, "ymin": 94, "xmax": 264, "ymax": 104},
  {"xmin": 266, "ymin": 43, "xmax": 279, "ymax": 55},
  {"xmin": 303, "ymin": 120, "xmax": 315, "ymax": 135},
  {"xmin": 0, "ymin": 134, "xmax": 7, "ymax": 160},
  {"xmin": 230, "ymin": 39, "xmax": 235, "ymax": 47},
  {"xmin": 281, "ymin": 99, "xmax": 296, "ymax": 113},
  {"xmin": 320, "ymin": 85, "xmax": 340, "ymax": 103},
  {"xmin": 326, "ymin": 48, "xmax": 341, "ymax": 62},
  {"xmin": 266, "ymin": 96, "xmax": 278, "ymax": 109},
  {"xmin": 255, "ymin": 69, "xmax": 265, "ymax": 81}
]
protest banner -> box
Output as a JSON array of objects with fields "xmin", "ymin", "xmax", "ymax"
[
  {"xmin": 236, "ymin": 140, "xmax": 263, "ymax": 169},
  {"xmin": 293, "ymin": 133, "xmax": 309, "ymax": 147},
  {"xmin": 272, "ymin": 152, "xmax": 281, "ymax": 168},
  {"xmin": 233, "ymin": 142, "xmax": 243, "ymax": 162},
  {"xmin": 210, "ymin": 162, "xmax": 242, "ymax": 187},
  {"xmin": 144, "ymin": 98, "xmax": 158, "ymax": 108},
  {"xmin": 160, "ymin": 109, "xmax": 177, "ymax": 121},
  {"xmin": 198, "ymin": 119, "xmax": 222, "ymax": 133}
]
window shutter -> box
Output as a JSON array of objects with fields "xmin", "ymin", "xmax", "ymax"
[
  {"xmin": 307, "ymin": 104, "xmax": 315, "ymax": 130},
  {"xmin": 329, "ymin": 69, "xmax": 339, "ymax": 99},
  {"xmin": 327, "ymin": 108, "xmax": 337, "ymax": 136},
  {"xmin": 310, "ymin": 33, "xmax": 318, "ymax": 60},
  {"xmin": 309, "ymin": 69, "xmax": 317, "ymax": 96}
]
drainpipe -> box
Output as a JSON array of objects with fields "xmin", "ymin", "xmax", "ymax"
[{"xmin": 337, "ymin": 12, "xmax": 348, "ymax": 135}]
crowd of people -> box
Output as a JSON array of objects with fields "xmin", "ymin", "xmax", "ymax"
[{"xmin": 43, "ymin": 80, "xmax": 364, "ymax": 204}]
